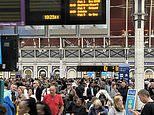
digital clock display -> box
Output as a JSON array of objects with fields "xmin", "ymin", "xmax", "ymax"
[
  {"xmin": 43, "ymin": 15, "xmax": 60, "ymax": 20},
  {"xmin": 25, "ymin": 0, "xmax": 64, "ymax": 25}
]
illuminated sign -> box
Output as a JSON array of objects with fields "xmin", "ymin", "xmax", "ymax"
[
  {"xmin": 0, "ymin": 0, "xmax": 24, "ymax": 25},
  {"xmin": 25, "ymin": 0, "xmax": 64, "ymax": 25},
  {"xmin": 83, "ymin": 72, "xmax": 95, "ymax": 78},
  {"xmin": 104, "ymin": 65, "xmax": 108, "ymax": 71},
  {"xmin": 0, "ymin": 0, "xmax": 106, "ymax": 25},
  {"xmin": 25, "ymin": 0, "xmax": 106, "ymax": 25},
  {"xmin": 101, "ymin": 72, "xmax": 109, "ymax": 79},
  {"xmin": 43, "ymin": 15, "xmax": 60, "ymax": 20},
  {"xmin": 118, "ymin": 64, "xmax": 129, "ymax": 82},
  {"xmin": 77, "ymin": 65, "xmax": 119, "ymax": 72},
  {"xmin": 68, "ymin": 0, "xmax": 106, "ymax": 24}
]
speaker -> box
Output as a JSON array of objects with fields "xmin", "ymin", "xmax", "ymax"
[{"xmin": 0, "ymin": 35, "xmax": 18, "ymax": 71}]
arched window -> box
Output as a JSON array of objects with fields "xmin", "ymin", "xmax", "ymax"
[
  {"xmin": 144, "ymin": 69, "xmax": 154, "ymax": 79},
  {"xmin": 67, "ymin": 69, "xmax": 76, "ymax": 79},
  {"xmin": 53, "ymin": 69, "xmax": 60, "ymax": 79},
  {"xmin": 38, "ymin": 69, "xmax": 47, "ymax": 78},
  {"xmin": 24, "ymin": 69, "xmax": 32, "ymax": 78},
  {"xmin": 129, "ymin": 69, "xmax": 135, "ymax": 79}
]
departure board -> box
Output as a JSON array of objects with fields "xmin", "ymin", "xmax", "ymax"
[
  {"xmin": 77, "ymin": 65, "xmax": 119, "ymax": 72},
  {"xmin": 25, "ymin": 0, "xmax": 106, "ymax": 25},
  {"xmin": 67, "ymin": 0, "xmax": 106, "ymax": 24},
  {"xmin": 25, "ymin": 0, "xmax": 64, "ymax": 25},
  {"xmin": 0, "ymin": 0, "xmax": 22, "ymax": 25}
]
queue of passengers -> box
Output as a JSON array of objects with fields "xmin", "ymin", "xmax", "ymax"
[{"xmin": 1, "ymin": 76, "xmax": 154, "ymax": 115}]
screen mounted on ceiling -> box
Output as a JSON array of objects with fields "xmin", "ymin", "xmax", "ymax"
[{"xmin": 25, "ymin": 0, "xmax": 106, "ymax": 25}]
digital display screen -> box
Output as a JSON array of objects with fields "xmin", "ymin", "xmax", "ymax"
[
  {"xmin": 0, "ymin": 0, "xmax": 23, "ymax": 25},
  {"xmin": 25, "ymin": 0, "xmax": 106, "ymax": 25},
  {"xmin": 128, "ymin": 90, "xmax": 136, "ymax": 96},
  {"xmin": 87, "ymin": 72, "xmax": 95, "ymax": 77},
  {"xmin": 101, "ymin": 72, "xmax": 109, "ymax": 79},
  {"xmin": 103, "ymin": 65, "xmax": 119, "ymax": 72},
  {"xmin": 119, "ymin": 67, "xmax": 129, "ymax": 71},
  {"xmin": 67, "ymin": 0, "xmax": 106, "ymax": 24},
  {"xmin": 101, "ymin": 72, "xmax": 109, "ymax": 76},
  {"xmin": 25, "ymin": 0, "xmax": 64, "ymax": 25},
  {"xmin": 83, "ymin": 71, "xmax": 95, "ymax": 78},
  {"xmin": 77, "ymin": 65, "xmax": 119, "ymax": 72}
]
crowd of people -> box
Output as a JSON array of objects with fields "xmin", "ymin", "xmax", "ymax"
[{"xmin": 0, "ymin": 76, "xmax": 154, "ymax": 115}]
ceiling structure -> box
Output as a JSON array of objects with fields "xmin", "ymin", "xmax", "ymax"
[
  {"xmin": 0, "ymin": 0, "xmax": 153, "ymax": 49},
  {"xmin": 0, "ymin": 0, "xmax": 154, "ymax": 79}
]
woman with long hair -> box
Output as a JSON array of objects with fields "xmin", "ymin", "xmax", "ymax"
[
  {"xmin": 88, "ymin": 99, "xmax": 108, "ymax": 115},
  {"xmin": 108, "ymin": 95, "xmax": 126, "ymax": 115}
]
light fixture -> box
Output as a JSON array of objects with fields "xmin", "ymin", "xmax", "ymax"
[
  {"xmin": 21, "ymin": 41, "xmax": 25, "ymax": 44},
  {"xmin": 148, "ymin": 49, "xmax": 152, "ymax": 52}
]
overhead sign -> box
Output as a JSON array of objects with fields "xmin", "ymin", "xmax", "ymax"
[
  {"xmin": 77, "ymin": 65, "xmax": 119, "ymax": 72},
  {"xmin": 0, "ymin": 0, "xmax": 106, "ymax": 25},
  {"xmin": 0, "ymin": 0, "xmax": 24, "ymax": 25},
  {"xmin": 25, "ymin": 0, "xmax": 106, "ymax": 25},
  {"xmin": 67, "ymin": 0, "xmax": 106, "ymax": 24},
  {"xmin": 118, "ymin": 64, "xmax": 129, "ymax": 82}
]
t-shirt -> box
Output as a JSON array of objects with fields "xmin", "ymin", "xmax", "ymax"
[
  {"xmin": 43, "ymin": 94, "xmax": 64, "ymax": 115},
  {"xmin": 141, "ymin": 102, "xmax": 154, "ymax": 115}
]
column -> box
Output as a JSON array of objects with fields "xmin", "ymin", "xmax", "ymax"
[
  {"xmin": 134, "ymin": 0, "xmax": 145, "ymax": 110},
  {"xmin": 59, "ymin": 37, "xmax": 64, "ymax": 78}
]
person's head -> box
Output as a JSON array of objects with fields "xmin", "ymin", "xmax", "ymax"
[
  {"xmin": 138, "ymin": 89, "xmax": 150, "ymax": 104},
  {"xmin": 93, "ymin": 99, "xmax": 102, "ymax": 109},
  {"xmin": 66, "ymin": 83, "xmax": 72, "ymax": 89},
  {"xmin": 49, "ymin": 85, "xmax": 56, "ymax": 96},
  {"xmin": 91, "ymin": 96, "xmax": 97, "ymax": 102},
  {"xmin": 121, "ymin": 82, "xmax": 126, "ymax": 88},
  {"xmin": 33, "ymin": 80, "xmax": 39, "ymax": 88},
  {"xmin": 75, "ymin": 98, "xmax": 83, "ymax": 107},
  {"xmin": 114, "ymin": 95, "xmax": 124, "ymax": 112},
  {"xmin": 17, "ymin": 86, "xmax": 25, "ymax": 96},
  {"xmin": 11, "ymin": 84, "xmax": 18, "ymax": 92},
  {"xmin": 36, "ymin": 102, "xmax": 52, "ymax": 115},
  {"xmin": 4, "ymin": 82, "xmax": 9, "ymax": 90},
  {"xmin": 89, "ymin": 82, "xmax": 94, "ymax": 88},
  {"xmin": 28, "ymin": 87, "xmax": 34, "ymax": 96},
  {"xmin": 112, "ymin": 82, "xmax": 117, "ymax": 89},
  {"xmin": 18, "ymin": 98, "xmax": 37, "ymax": 115}
]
